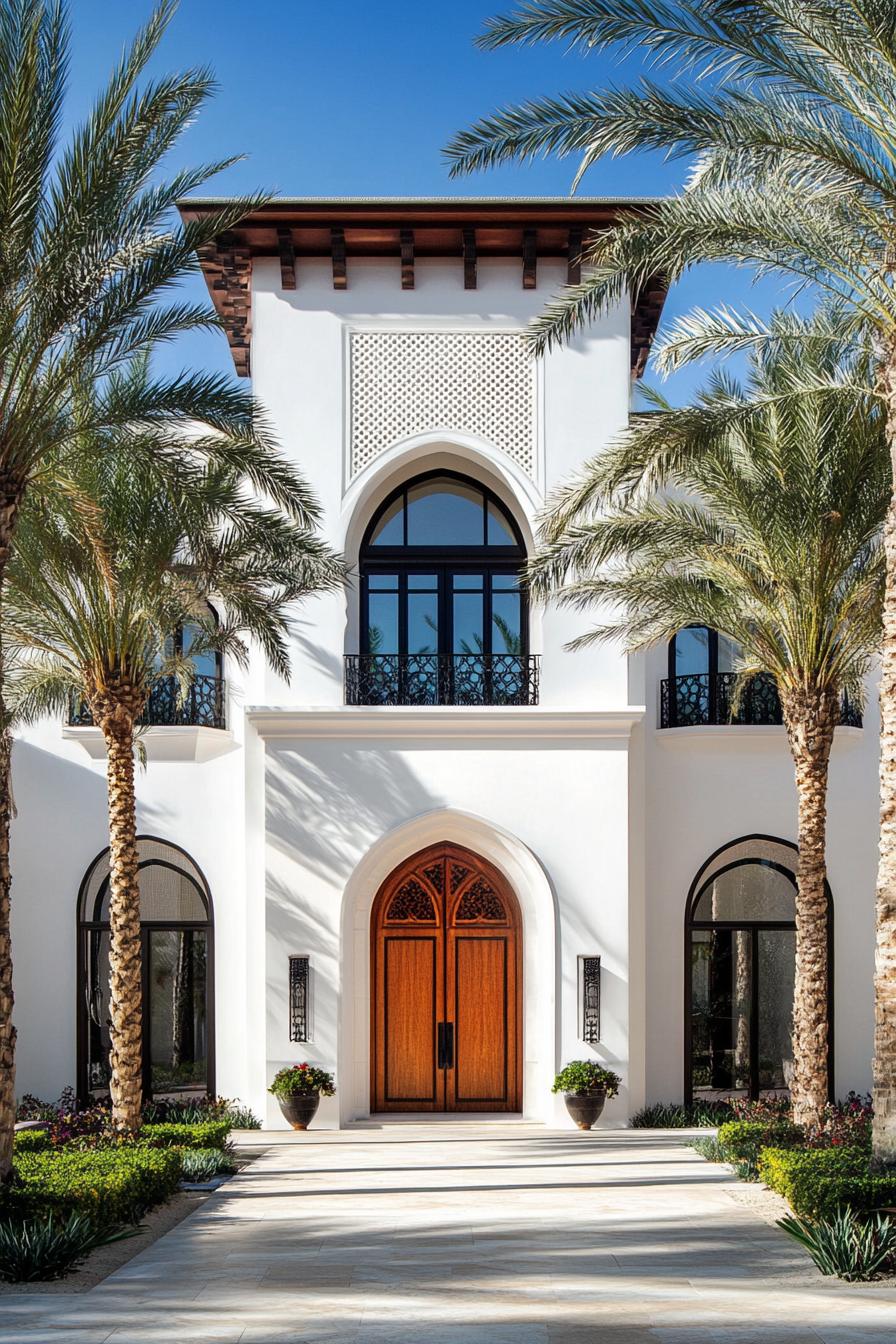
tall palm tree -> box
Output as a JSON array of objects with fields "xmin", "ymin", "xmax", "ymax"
[
  {"xmin": 529, "ymin": 341, "xmax": 887, "ymax": 1128},
  {"xmin": 0, "ymin": 0, "xmax": 310, "ymax": 1172},
  {"xmin": 4, "ymin": 429, "xmax": 343, "ymax": 1134},
  {"xmin": 446, "ymin": 0, "xmax": 896, "ymax": 1163}
]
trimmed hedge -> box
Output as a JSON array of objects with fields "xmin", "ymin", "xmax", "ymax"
[
  {"xmin": 718, "ymin": 1120, "xmax": 804, "ymax": 1163},
  {"xmin": 139, "ymin": 1120, "xmax": 231, "ymax": 1151},
  {"xmin": 13, "ymin": 1129, "xmax": 51, "ymax": 1154},
  {"xmin": 759, "ymin": 1146, "xmax": 896, "ymax": 1221},
  {"xmin": 9, "ymin": 1147, "xmax": 182, "ymax": 1224}
]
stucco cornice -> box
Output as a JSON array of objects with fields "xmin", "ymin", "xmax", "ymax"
[{"xmin": 246, "ymin": 705, "xmax": 645, "ymax": 742}]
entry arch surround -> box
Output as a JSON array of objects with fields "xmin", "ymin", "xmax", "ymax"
[{"xmin": 338, "ymin": 808, "xmax": 557, "ymax": 1124}]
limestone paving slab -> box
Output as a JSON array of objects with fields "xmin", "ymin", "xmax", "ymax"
[{"xmin": 1, "ymin": 1125, "xmax": 896, "ymax": 1341}]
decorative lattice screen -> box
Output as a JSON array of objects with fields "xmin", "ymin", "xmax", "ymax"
[{"xmin": 349, "ymin": 330, "xmax": 537, "ymax": 479}]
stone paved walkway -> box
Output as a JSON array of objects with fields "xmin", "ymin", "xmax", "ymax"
[{"xmin": 2, "ymin": 1124, "xmax": 896, "ymax": 1343}]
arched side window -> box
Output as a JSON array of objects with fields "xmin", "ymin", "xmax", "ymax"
[
  {"xmin": 663, "ymin": 627, "xmax": 780, "ymax": 727},
  {"xmin": 349, "ymin": 470, "xmax": 537, "ymax": 706},
  {"xmin": 77, "ymin": 837, "xmax": 214, "ymax": 1101},
  {"xmin": 684, "ymin": 835, "xmax": 833, "ymax": 1103}
]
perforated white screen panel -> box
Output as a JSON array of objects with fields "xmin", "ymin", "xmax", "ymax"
[{"xmin": 349, "ymin": 330, "xmax": 537, "ymax": 479}]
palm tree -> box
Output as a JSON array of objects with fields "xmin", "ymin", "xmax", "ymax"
[
  {"xmin": 446, "ymin": 0, "xmax": 896, "ymax": 1163},
  {"xmin": 0, "ymin": 0, "xmax": 315, "ymax": 1172},
  {"xmin": 529, "ymin": 340, "xmax": 887, "ymax": 1128},
  {"xmin": 4, "ymin": 428, "xmax": 342, "ymax": 1134}
]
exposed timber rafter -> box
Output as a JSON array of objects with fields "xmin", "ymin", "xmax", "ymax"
[
  {"xmin": 331, "ymin": 227, "xmax": 347, "ymax": 289},
  {"xmin": 400, "ymin": 228, "xmax": 415, "ymax": 289},
  {"xmin": 277, "ymin": 226, "xmax": 296, "ymax": 290}
]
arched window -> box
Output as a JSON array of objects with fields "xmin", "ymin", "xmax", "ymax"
[
  {"xmin": 684, "ymin": 835, "xmax": 833, "ymax": 1102},
  {"xmin": 77, "ymin": 837, "xmax": 214, "ymax": 1101},
  {"xmin": 664, "ymin": 627, "xmax": 781, "ymax": 727},
  {"xmin": 351, "ymin": 471, "xmax": 535, "ymax": 705}
]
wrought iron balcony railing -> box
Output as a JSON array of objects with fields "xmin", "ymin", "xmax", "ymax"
[
  {"xmin": 68, "ymin": 674, "xmax": 226, "ymax": 731},
  {"xmin": 660, "ymin": 671, "xmax": 861, "ymax": 729},
  {"xmin": 345, "ymin": 653, "xmax": 540, "ymax": 707}
]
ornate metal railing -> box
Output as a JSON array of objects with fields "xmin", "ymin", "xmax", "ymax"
[
  {"xmin": 345, "ymin": 654, "xmax": 540, "ymax": 707},
  {"xmin": 660, "ymin": 671, "xmax": 861, "ymax": 729},
  {"xmin": 68, "ymin": 674, "xmax": 226, "ymax": 731}
]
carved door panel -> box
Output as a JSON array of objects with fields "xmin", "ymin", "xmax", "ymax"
[{"xmin": 371, "ymin": 844, "xmax": 521, "ymax": 1113}]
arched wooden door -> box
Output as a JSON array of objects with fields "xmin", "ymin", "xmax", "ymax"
[{"xmin": 371, "ymin": 843, "xmax": 522, "ymax": 1113}]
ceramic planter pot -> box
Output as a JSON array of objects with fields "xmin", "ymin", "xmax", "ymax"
[
  {"xmin": 564, "ymin": 1089, "xmax": 607, "ymax": 1130},
  {"xmin": 278, "ymin": 1092, "xmax": 321, "ymax": 1131}
]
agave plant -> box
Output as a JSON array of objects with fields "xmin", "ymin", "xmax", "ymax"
[
  {"xmin": 0, "ymin": 1212, "xmax": 137, "ymax": 1282},
  {"xmin": 779, "ymin": 1209, "xmax": 896, "ymax": 1280}
]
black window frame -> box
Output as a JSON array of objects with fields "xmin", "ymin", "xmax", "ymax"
[
  {"xmin": 683, "ymin": 833, "xmax": 834, "ymax": 1104},
  {"xmin": 359, "ymin": 470, "xmax": 529, "ymax": 662}
]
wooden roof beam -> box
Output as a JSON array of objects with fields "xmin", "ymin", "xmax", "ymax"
[
  {"xmin": 567, "ymin": 227, "xmax": 584, "ymax": 285},
  {"xmin": 277, "ymin": 226, "xmax": 296, "ymax": 290},
  {"xmin": 331, "ymin": 227, "xmax": 347, "ymax": 289},
  {"xmin": 522, "ymin": 228, "xmax": 537, "ymax": 289},
  {"xmin": 463, "ymin": 227, "xmax": 477, "ymax": 289},
  {"xmin": 400, "ymin": 228, "xmax": 414, "ymax": 289}
]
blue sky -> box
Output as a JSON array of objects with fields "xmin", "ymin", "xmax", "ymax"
[{"xmin": 66, "ymin": 0, "xmax": 793, "ymax": 404}]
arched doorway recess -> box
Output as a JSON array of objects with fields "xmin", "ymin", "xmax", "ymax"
[{"xmin": 370, "ymin": 842, "xmax": 522, "ymax": 1113}]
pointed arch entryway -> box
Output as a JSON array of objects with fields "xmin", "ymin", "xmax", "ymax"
[{"xmin": 370, "ymin": 843, "xmax": 522, "ymax": 1113}]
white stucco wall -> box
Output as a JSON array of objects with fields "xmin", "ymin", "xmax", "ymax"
[{"xmin": 6, "ymin": 244, "xmax": 882, "ymax": 1125}]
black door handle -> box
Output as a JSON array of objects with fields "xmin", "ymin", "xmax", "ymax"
[{"xmin": 437, "ymin": 1022, "xmax": 455, "ymax": 1069}]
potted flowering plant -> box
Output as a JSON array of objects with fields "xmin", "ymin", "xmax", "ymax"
[
  {"xmin": 269, "ymin": 1064, "xmax": 336, "ymax": 1130},
  {"xmin": 552, "ymin": 1060, "xmax": 621, "ymax": 1130}
]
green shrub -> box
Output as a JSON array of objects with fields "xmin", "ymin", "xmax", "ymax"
[
  {"xmin": 718, "ymin": 1120, "xmax": 804, "ymax": 1178},
  {"xmin": 690, "ymin": 1136, "xmax": 725, "ymax": 1161},
  {"xmin": 0, "ymin": 1212, "xmax": 137, "ymax": 1282},
  {"xmin": 778, "ymin": 1209, "xmax": 896, "ymax": 1280},
  {"xmin": 632, "ymin": 1100, "xmax": 734, "ymax": 1128},
  {"xmin": 141, "ymin": 1096, "xmax": 261, "ymax": 1129},
  {"xmin": 180, "ymin": 1147, "xmax": 237, "ymax": 1182},
  {"xmin": 140, "ymin": 1120, "xmax": 231, "ymax": 1151},
  {"xmin": 759, "ymin": 1146, "xmax": 896, "ymax": 1221},
  {"xmin": 551, "ymin": 1061, "xmax": 622, "ymax": 1097},
  {"xmin": 13, "ymin": 1128, "xmax": 51, "ymax": 1153},
  {"xmin": 10, "ymin": 1147, "xmax": 182, "ymax": 1224}
]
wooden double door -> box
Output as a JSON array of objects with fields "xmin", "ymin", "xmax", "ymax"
[{"xmin": 371, "ymin": 843, "xmax": 522, "ymax": 1113}]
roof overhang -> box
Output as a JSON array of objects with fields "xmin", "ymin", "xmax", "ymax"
[{"xmin": 177, "ymin": 196, "xmax": 667, "ymax": 378}]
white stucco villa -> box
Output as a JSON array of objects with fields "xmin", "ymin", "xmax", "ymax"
[{"xmin": 9, "ymin": 198, "xmax": 880, "ymax": 1128}]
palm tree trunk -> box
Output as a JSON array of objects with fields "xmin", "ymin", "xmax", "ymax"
[
  {"xmin": 0, "ymin": 481, "xmax": 24, "ymax": 1181},
  {"xmin": 782, "ymin": 688, "xmax": 837, "ymax": 1131},
  {"xmin": 0, "ymin": 725, "xmax": 15, "ymax": 1182},
  {"xmin": 99, "ymin": 712, "xmax": 143, "ymax": 1134},
  {"xmin": 874, "ymin": 354, "xmax": 896, "ymax": 1166}
]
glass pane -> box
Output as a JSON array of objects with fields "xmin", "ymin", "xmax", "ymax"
[
  {"xmin": 85, "ymin": 930, "xmax": 112, "ymax": 1095},
  {"xmin": 182, "ymin": 622, "xmax": 218, "ymax": 679},
  {"xmin": 453, "ymin": 573, "xmax": 483, "ymax": 590},
  {"xmin": 370, "ymin": 496, "xmax": 405, "ymax": 545},
  {"xmin": 367, "ymin": 592, "xmax": 399, "ymax": 654},
  {"xmin": 453, "ymin": 592, "xmax": 484, "ymax": 654},
  {"xmin": 675, "ymin": 626, "xmax": 711, "ymax": 676},
  {"xmin": 758, "ymin": 928, "xmax": 796, "ymax": 1091},
  {"xmin": 407, "ymin": 478, "xmax": 485, "ymax": 546},
  {"xmin": 492, "ymin": 591, "xmax": 522, "ymax": 654},
  {"xmin": 691, "ymin": 928, "xmax": 752, "ymax": 1095},
  {"xmin": 408, "ymin": 573, "xmax": 437, "ymax": 590},
  {"xmin": 368, "ymin": 573, "xmax": 398, "ymax": 590},
  {"xmin": 407, "ymin": 592, "xmax": 438, "ymax": 654},
  {"xmin": 693, "ymin": 861, "xmax": 796, "ymax": 923},
  {"xmin": 491, "ymin": 572, "xmax": 520, "ymax": 589},
  {"xmin": 487, "ymin": 501, "xmax": 516, "ymax": 545},
  {"xmin": 148, "ymin": 929, "xmax": 208, "ymax": 1093},
  {"xmin": 717, "ymin": 633, "xmax": 740, "ymax": 674}
]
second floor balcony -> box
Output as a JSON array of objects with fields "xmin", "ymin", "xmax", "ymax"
[
  {"xmin": 345, "ymin": 653, "xmax": 540, "ymax": 707},
  {"xmin": 660, "ymin": 671, "xmax": 861, "ymax": 730},
  {"xmin": 68, "ymin": 673, "xmax": 226, "ymax": 731}
]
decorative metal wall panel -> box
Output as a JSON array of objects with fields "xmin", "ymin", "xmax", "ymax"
[
  {"xmin": 349, "ymin": 330, "xmax": 537, "ymax": 478},
  {"xmin": 289, "ymin": 956, "xmax": 310, "ymax": 1043},
  {"xmin": 580, "ymin": 956, "xmax": 601, "ymax": 1045}
]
